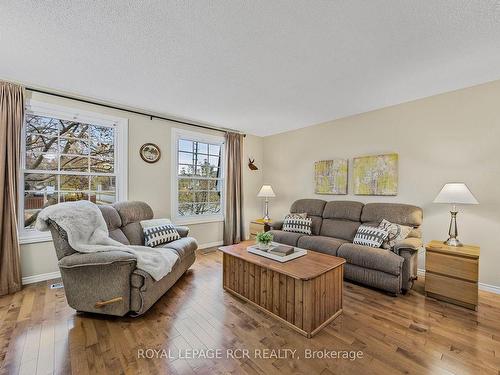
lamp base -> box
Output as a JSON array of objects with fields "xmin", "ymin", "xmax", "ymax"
[
  {"xmin": 444, "ymin": 237, "xmax": 463, "ymax": 247},
  {"xmin": 444, "ymin": 209, "xmax": 463, "ymax": 247}
]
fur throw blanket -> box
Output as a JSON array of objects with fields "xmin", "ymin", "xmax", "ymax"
[{"xmin": 36, "ymin": 200, "xmax": 179, "ymax": 281}]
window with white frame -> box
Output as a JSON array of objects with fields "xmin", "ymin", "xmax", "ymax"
[
  {"xmin": 20, "ymin": 101, "xmax": 128, "ymax": 242},
  {"xmin": 171, "ymin": 128, "xmax": 225, "ymax": 223}
]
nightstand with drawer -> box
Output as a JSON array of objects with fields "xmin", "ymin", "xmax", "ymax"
[
  {"xmin": 249, "ymin": 219, "xmax": 271, "ymax": 240},
  {"xmin": 425, "ymin": 240, "xmax": 480, "ymax": 310}
]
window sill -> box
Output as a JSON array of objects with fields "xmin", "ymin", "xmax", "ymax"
[
  {"xmin": 173, "ymin": 215, "xmax": 224, "ymax": 226},
  {"xmin": 19, "ymin": 233, "xmax": 53, "ymax": 245}
]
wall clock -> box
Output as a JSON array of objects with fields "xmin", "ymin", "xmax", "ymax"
[{"xmin": 140, "ymin": 143, "xmax": 161, "ymax": 163}]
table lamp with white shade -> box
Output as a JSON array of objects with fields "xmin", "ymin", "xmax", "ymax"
[
  {"xmin": 257, "ymin": 185, "xmax": 276, "ymax": 221},
  {"xmin": 433, "ymin": 182, "xmax": 478, "ymax": 247}
]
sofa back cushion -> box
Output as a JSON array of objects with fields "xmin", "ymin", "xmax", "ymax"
[
  {"xmin": 320, "ymin": 220, "xmax": 361, "ymax": 241},
  {"xmin": 320, "ymin": 201, "xmax": 364, "ymax": 241},
  {"xmin": 290, "ymin": 199, "xmax": 326, "ymax": 235},
  {"xmin": 322, "ymin": 201, "xmax": 364, "ymax": 221},
  {"xmin": 113, "ymin": 201, "xmax": 154, "ymax": 245},
  {"xmin": 361, "ymin": 203, "xmax": 423, "ymax": 237},
  {"xmin": 98, "ymin": 205, "xmax": 130, "ymax": 245}
]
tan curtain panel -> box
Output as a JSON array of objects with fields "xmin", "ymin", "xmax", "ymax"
[
  {"xmin": 223, "ymin": 132, "xmax": 244, "ymax": 245},
  {"xmin": 0, "ymin": 82, "xmax": 24, "ymax": 296}
]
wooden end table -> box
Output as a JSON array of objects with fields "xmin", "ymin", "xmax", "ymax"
[
  {"xmin": 249, "ymin": 219, "xmax": 272, "ymax": 240},
  {"xmin": 425, "ymin": 240, "xmax": 480, "ymax": 310},
  {"xmin": 219, "ymin": 240, "xmax": 345, "ymax": 338}
]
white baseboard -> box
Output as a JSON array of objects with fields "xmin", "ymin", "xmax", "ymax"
[
  {"xmin": 198, "ymin": 241, "xmax": 223, "ymax": 253},
  {"xmin": 22, "ymin": 271, "xmax": 61, "ymax": 285},
  {"xmin": 417, "ymin": 268, "xmax": 500, "ymax": 295},
  {"xmin": 198, "ymin": 241, "xmax": 223, "ymax": 250},
  {"xmin": 479, "ymin": 282, "xmax": 500, "ymax": 294}
]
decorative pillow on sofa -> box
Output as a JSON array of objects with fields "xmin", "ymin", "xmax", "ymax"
[
  {"xmin": 353, "ymin": 224, "xmax": 388, "ymax": 248},
  {"xmin": 141, "ymin": 219, "xmax": 180, "ymax": 247},
  {"xmin": 282, "ymin": 213, "xmax": 312, "ymax": 235},
  {"xmin": 378, "ymin": 219, "xmax": 412, "ymax": 249}
]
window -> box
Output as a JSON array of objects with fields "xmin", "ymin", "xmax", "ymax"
[
  {"xmin": 171, "ymin": 128, "xmax": 225, "ymax": 224},
  {"xmin": 20, "ymin": 101, "xmax": 128, "ymax": 243}
]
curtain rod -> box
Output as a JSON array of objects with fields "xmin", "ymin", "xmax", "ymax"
[{"xmin": 26, "ymin": 87, "xmax": 246, "ymax": 137}]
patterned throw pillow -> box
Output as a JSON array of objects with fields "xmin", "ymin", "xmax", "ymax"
[
  {"xmin": 378, "ymin": 219, "xmax": 412, "ymax": 249},
  {"xmin": 353, "ymin": 225, "xmax": 389, "ymax": 248},
  {"xmin": 143, "ymin": 224, "xmax": 180, "ymax": 247},
  {"xmin": 282, "ymin": 214, "xmax": 312, "ymax": 235}
]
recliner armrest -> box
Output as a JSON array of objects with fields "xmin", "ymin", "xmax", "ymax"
[
  {"xmin": 174, "ymin": 225, "xmax": 190, "ymax": 238},
  {"xmin": 57, "ymin": 250, "xmax": 136, "ymax": 316},
  {"xmin": 269, "ymin": 220, "xmax": 284, "ymax": 230},
  {"xmin": 58, "ymin": 250, "xmax": 136, "ymax": 268},
  {"xmin": 394, "ymin": 237, "xmax": 422, "ymax": 253}
]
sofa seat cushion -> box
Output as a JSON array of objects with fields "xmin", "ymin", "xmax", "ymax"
[
  {"xmin": 297, "ymin": 236, "xmax": 347, "ymax": 256},
  {"xmin": 130, "ymin": 238, "xmax": 197, "ymax": 289},
  {"xmin": 337, "ymin": 243, "xmax": 404, "ymax": 276},
  {"xmin": 160, "ymin": 237, "xmax": 198, "ymax": 261},
  {"xmin": 268, "ymin": 230, "xmax": 305, "ymax": 246}
]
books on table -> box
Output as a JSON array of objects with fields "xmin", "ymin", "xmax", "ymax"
[{"xmin": 268, "ymin": 244, "xmax": 294, "ymax": 256}]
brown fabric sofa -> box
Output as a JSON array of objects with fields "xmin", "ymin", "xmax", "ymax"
[
  {"xmin": 269, "ymin": 199, "xmax": 423, "ymax": 294},
  {"xmin": 48, "ymin": 201, "xmax": 197, "ymax": 316}
]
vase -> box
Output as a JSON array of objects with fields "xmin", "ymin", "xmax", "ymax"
[{"xmin": 257, "ymin": 242, "xmax": 271, "ymax": 251}]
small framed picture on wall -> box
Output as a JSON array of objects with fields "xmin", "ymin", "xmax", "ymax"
[{"xmin": 140, "ymin": 143, "xmax": 161, "ymax": 163}]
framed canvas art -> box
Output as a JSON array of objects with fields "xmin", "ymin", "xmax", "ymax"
[
  {"xmin": 353, "ymin": 153, "xmax": 398, "ymax": 195},
  {"xmin": 314, "ymin": 159, "xmax": 348, "ymax": 195}
]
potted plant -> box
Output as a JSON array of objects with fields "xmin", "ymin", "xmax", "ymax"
[{"xmin": 256, "ymin": 231, "xmax": 273, "ymax": 251}]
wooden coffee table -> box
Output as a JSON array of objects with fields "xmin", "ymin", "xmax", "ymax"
[{"xmin": 219, "ymin": 240, "xmax": 345, "ymax": 338}]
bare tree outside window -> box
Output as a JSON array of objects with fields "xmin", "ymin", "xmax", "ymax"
[
  {"xmin": 22, "ymin": 114, "xmax": 116, "ymax": 228},
  {"xmin": 177, "ymin": 139, "xmax": 223, "ymax": 217}
]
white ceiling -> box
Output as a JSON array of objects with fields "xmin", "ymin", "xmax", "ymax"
[{"xmin": 1, "ymin": 1, "xmax": 500, "ymax": 136}]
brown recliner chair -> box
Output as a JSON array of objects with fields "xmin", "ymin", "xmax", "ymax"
[{"xmin": 48, "ymin": 201, "xmax": 197, "ymax": 316}]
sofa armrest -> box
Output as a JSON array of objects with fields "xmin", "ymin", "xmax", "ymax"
[
  {"xmin": 393, "ymin": 238, "xmax": 421, "ymax": 291},
  {"xmin": 269, "ymin": 220, "xmax": 284, "ymax": 230},
  {"xmin": 58, "ymin": 250, "xmax": 137, "ymax": 268},
  {"xmin": 58, "ymin": 251, "xmax": 136, "ymax": 316},
  {"xmin": 394, "ymin": 237, "xmax": 422, "ymax": 253},
  {"xmin": 174, "ymin": 225, "xmax": 190, "ymax": 238}
]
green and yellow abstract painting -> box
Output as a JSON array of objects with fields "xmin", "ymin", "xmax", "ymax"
[
  {"xmin": 314, "ymin": 159, "xmax": 348, "ymax": 195},
  {"xmin": 353, "ymin": 153, "xmax": 398, "ymax": 195}
]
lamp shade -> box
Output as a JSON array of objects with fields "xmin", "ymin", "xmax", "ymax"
[
  {"xmin": 257, "ymin": 185, "xmax": 276, "ymax": 198},
  {"xmin": 433, "ymin": 183, "xmax": 478, "ymax": 204}
]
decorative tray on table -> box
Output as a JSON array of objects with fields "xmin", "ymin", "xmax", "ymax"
[{"xmin": 246, "ymin": 242, "xmax": 307, "ymax": 263}]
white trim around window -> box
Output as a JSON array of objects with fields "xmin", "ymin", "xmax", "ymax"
[
  {"xmin": 171, "ymin": 128, "xmax": 225, "ymax": 225},
  {"xmin": 19, "ymin": 100, "xmax": 128, "ymax": 244}
]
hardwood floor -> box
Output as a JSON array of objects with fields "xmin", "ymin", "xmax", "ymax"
[{"xmin": 1, "ymin": 250, "xmax": 500, "ymax": 374}]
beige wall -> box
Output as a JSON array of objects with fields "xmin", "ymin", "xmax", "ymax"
[
  {"xmin": 21, "ymin": 91, "xmax": 263, "ymax": 279},
  {"xmin": 263, "ymin": 80, "xmax": 500, "ymax": 288}
]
